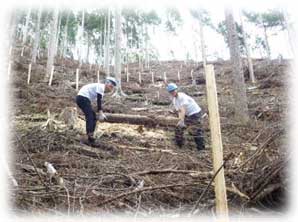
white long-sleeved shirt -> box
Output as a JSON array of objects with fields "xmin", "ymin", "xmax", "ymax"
[
  {"xmin": 78, "ymin": 83, "xmax": 105, "ymax": 101},
  {"xmin": 172, "ymin": 92, "xmax": 201, "ymax": 117}
]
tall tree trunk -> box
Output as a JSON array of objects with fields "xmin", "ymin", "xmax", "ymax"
[
  {"xmin": 22, "ymin": 8, "xmax": 32, "ymax": 46},
  {"xmin": 9, "ymin": 10, "xmax": 18, "ymax": 49},
  {"xmin": 79, "ymin": 10, "xmax": 85, "ymax": 66},
  {"xmin": 31, "ymin": 6, "xmax": 42, "ymax": 64},
  {"xmin": 61, "ymin": 11, "xmax": 70, "ymax": 58},
  {"xmin": 239, "ymin": 12, "xmax": 256, "ymax": 83},
  {"xmin": 113, "ymin": 6, "xmax": 125, "ymax": 96},
  {"xmin": 104, "ymin": 8, "xmax": 111, "ymax": 76},
  {"xmin": 263, "ymin": 24, "xmax": 271, "ymax": 60},
  {"xmin": 225, "ymin": 8, "xmax": 249, "ymax": 124},
  {"xmin": 45, "ymin": 7, "xmax": 59, "ymax": 80},
  {"xmin": 86, "ymin": 33, "xmax": 90, "ymax": 63},
  {"xmin": 282, "ymin": 10, "xmax": 296, "ymax": 58},
  {"xmin": 55, "ymin": 13, "xmax": 62, "ymax": 57},
  {"xmin": 199, "ymin": 20, "xmax": 207, "ymax": 69},
  {"xmin": 145, "ymin": 25, "xmax": 149, "ymax": 69}
]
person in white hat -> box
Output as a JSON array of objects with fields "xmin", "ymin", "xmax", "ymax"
[
  {"xmin": 76, "ymin": 77, "xmax": 117, "ymax": 145},
  {"xmin": 166, "ymin": 83, "xmax": 205, "ymax": 151}
]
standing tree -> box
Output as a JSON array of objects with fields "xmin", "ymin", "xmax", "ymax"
[
  {"xmin": 239, "ymin": 10, "xmax": 256, "ymax": 83},
  {"xmin": 104, "ymin": 7, "xmax": 111, "ymax": 76},
  {"xmin": 76, "ymin": 9, "xmax": 85, "ymax": 67},
  {"xmin": 22, "ymin": 8, "xmax": 32, "ymax": 48},
  {"xmin": 243, "ymin": 9, "xmax": 286, "ymax": 59},
  {"xmin": 225, "ymin": 7, "xmax": 249, "ymax": 124},
  {"xmin": 164, "ymin": 7, "xmax": 183, "ymax": 60},
  {"xmin": 60, "ymin": 10, "xmax": 70, "ymax": 58},
  {"xmin": 45, "ymin": 7, "xmax": 59, "ymax": 80},
  {"xmin": 281, "ymin": 9, "xmax": 296, "ymax": 57},
  {"xmin": 113, "ymin": 6, "xmax": 126, "ymax": 97},
  {"xmin": 31, "ymin": 6, "xmax": 42, "ymax": 64},
  {"xmin": 190, "ymin": 8, "xmax": 213, "ymax": 69}
]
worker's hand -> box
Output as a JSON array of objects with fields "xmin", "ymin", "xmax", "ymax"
[
  {"xmin": 177, "ymin": 119, "xmax": 186, "ymax": 128},
  {"xmin": 97, "ymin": 111, "xmax": 107, "ymax": 121}
]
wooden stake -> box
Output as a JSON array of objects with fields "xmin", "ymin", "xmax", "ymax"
[
  {"xmin": 157, "ymin": 91, "xmax": 160, "ymax": 100},
  {"xmin": 97, "ymin": 70, "xmax": 100, "ymax": 83},
  {"xmin": 163, "ymin": 71, "xmax": 167, "ymax": 83},
  {"xmin": 76, "ymin": 68, "xmax": 79, "ymax": 90},
  {"xmin": 48, "ymin": 66, "xmax": 54, "ymax": 86},
  {"xmin": 138, "ymin": 72, "xmax": 142, "ymax": 84},
  {"xmin": 9, "ymin": 46, "xmax": 12, "ymax": 57},
  {"xmin": 21, "ymin": 46, "xmax": 25, "ymax": 56},
  {"xmin": 125, "ymin": 67, "xmax": 129, "ymax": 82},
  {"xmin": 191, "ymin": 69, "xmax": 196, "ymax": 85},
  {"xmin": 27, "ymin": 63, "xmax": 32, "ymax": 84},
  {"xmin": 205, "ymin": 65, "xmax": 229, "ymax": 219},
  {"xmin": 177, "ymin": 70, "xmax": 180, "ymax": 82},
  {"xmin": 7, "ymin": 61, "xmax": 11, "ymax": 80},
  {"xmin": 151, "ymin": 71, "xmax": 154, "ymax": 84}
]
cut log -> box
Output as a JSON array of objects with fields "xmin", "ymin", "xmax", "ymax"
[{"xmin": 104, "ymin": 113, "xmax": 178, "ymax": 127}]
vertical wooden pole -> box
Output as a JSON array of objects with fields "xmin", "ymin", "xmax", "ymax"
[
  {"xmin": 21, "ymin": 46, "xmax": 25, "ymax": 56},
  {"xmin": 177, "ymin": 70, "xmax": 180, "ymax": 82},
  {"xmin": 9, "ymin": 46, "xmax": 12, "ymax": 57},
  {"xmin": 163, "ymin": 71, "xmax": 167, "ymax": 83},
  {"xmin": 125, "ymin": 67, "xmax": 129, "ymax": 82},
  {"xmin": 191, "ymin": 69, "xmax": 196, "ymax": 85},
  {"xmin": 48, "ymin": 66, "xmax": 54, "ymax": 86},
  {"xmin": 76, "ymin": 68, "xmax": 79, "ymax": 90},
  {"xmin": 7, "ymin": 61, "xmax": 11, "ymax": 80},
  {"xmin": 27, "ymin": 63, "xmax": 32, "ymax": 84},
  {"xmin": 205, "ymin": 65, "xmax": 229, "ymax": 219},
  {"xmin": 151, "ymin": 71, "xmax": 154, "ymax": 84},
  {"xmin": 138, "ymin": 72, "xmax": 142, "ymax": 84},
  {"xmin": 97, "ymin": 70, "xmax": 100, "ymax": 83}
]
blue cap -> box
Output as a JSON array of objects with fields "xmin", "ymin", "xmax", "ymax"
[{"xmin": 166, "ymin": 83, "xmax": 178, "ymax": 92}]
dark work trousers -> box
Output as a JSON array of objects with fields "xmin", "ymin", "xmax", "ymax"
[
  {"xmin": 175, "ymin": 112, "xmax": 205, "ymax": 151},
  {"xmin": 76, "ymin": 95, "xmax": 97, "ymax": 135}
]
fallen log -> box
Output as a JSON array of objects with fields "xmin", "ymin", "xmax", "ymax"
[
  {"xmin": 104, "ymin": 113, "xmax": 179, "ymax": 127},
  {"xmin": 16, "ymin": 163, "xmax": 46, "ymax": 176}
]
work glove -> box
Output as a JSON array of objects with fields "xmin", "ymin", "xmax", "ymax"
[
  {"xmin": 97, "ymin": 111, "xmax": 107, "ymax": 121},
  {"xmin": 177, "ymin": 119, "xmax": 186, "ymax": 128}
]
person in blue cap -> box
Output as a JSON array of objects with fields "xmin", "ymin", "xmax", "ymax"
[
  {"xmin": 166, "ymin": 83, "xmax": 205, "ymax": 151},
  {"xmin": 76, "ymin": 77, "xmax": 117, "ymax": 145}
]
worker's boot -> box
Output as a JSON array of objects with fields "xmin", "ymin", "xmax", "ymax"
[
  {"xmin": 175, "ymin": 127, "xmax": 184, "ymax": 148},
  {"xmin": 87, "ymin": 133, "xmax": 96, "ymax": 145},
  {"xmin": 194, "ymin": 136, "xmax": 205, "ymax": 151},
  {"xmin": 80, "ymin": 135, "xmax": 89, "ymax": 145}
]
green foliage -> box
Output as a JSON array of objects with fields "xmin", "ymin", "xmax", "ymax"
[
  {"xmin": 216, "ymin": 21, "xmax": 246, "ymax": 54},
  {"xmin": 190, "ymin": 8, "xmax": 214, "ymax": 29},
  {"xmin": 165, "ymin": 7, "xmax": 182, "ymax": 34},
  {"xmin": 59, "ymin": 10, "xmax": 78, "ymax": 46},
  {"xmin": 122, "ymin": 8, "xmax": 161, "ymax": 50},
  {"xmin": 242, "ymin": 9, "xmax": 286, "ymax": 31}
]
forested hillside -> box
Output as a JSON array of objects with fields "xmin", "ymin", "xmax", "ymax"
[{"xmin": 5, "ymin": 4, "xmax": 293, "ymax": 219}]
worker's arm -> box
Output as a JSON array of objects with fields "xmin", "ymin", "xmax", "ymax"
[
  {"xmin": 97, "ymin": 93, "xmax": 107, "ymax": 120},
  {"xmin": 177, "ymin": 106, "xmax": 186, "ymax": 127},
  {"xmin": 97, "ymin": 93, "xmax": 103, "ymax": 112},
  {"xmin": 178, "ymin": 106, "xmax": 186, "ymax": 121}
]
